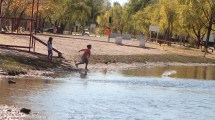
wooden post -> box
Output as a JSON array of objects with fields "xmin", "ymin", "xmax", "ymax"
[
  {"xmin": 35, "ymin": 0, "xmax": 39, "ymax": 35},
  {"xmin": 0, "ymin": 0, "xmax": 3, "ymax": 31},
  {"xmin": 150, "ymin": 31, "xmax": 152, "ymax": 41},
  {"xmin": 0, "ymin": 0, "xmax": 2, "ymax": 16},
  {"xmin": 29, "ymin": 0, "xmax": 35, "ymax": 52},
  {"xmin": 12, "ymin": 18, "xmax": 14, "ymax": 33},
  {"xmin": 108, "ymin": 17, "xmax": 112, "ymax": 42},
  {"xmin": 33, "ymin": 38, "xmax": 36, "ymax": 52},
  {"xmin": 108, "ymin": 24, "xmax": 111, "ymax": 42},
  {"xmin": 16, "ymin": 19, "xmax": 18, "ymax": 33},
  {"xmin": 156, "ymin": 32, "xmax": 159, "ymax": 43}
]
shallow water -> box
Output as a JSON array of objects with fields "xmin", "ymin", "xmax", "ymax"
[
  {"xmin": 122, "ymin": 66, "xmax": 215, "ymax": 80},
  {"xmin": 1, "ymin": 66, "xmax": 215, "ymax": 120}
]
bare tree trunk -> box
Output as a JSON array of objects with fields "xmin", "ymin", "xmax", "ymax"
[
  {"xmin": 15, "ymin": 8, "xmax": 27, "ymax": 32},
  {"xmin": 0, "ymin": 0, "xmax": 3, "ymax": 31},
  {"xmin": 204, "ymin": 17, "xmax": 213, "ymax": 56},
  {"xmin": 192, "ymin": 25, "xmax": 200, "ymax": 49},
  {"xmin": 1, "ymin": 0, "xmax": 14, "ymax": 31}
]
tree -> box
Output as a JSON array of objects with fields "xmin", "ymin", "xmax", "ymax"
[
  {"xmin": 0, "ymin": 0, "xmax": 33, "ymax": 31},
  {"xmin": 110, "ymin": 2, "xmax": 124, "ymax": 34},
  {"xmin": 97, "ymin": 2, "xmax": 128, "ymax": 35},
  {"xmin": 177, "ymin": 0, "xmax": 206, "ymax": 48},
  {"xmin": 85, "ymin": 0, "xmax": 109, "ymax": 24},
  {"xmin": 127, "ymin": 0, "xmax": 156, "ymax": 15},
  {"xmin": 127, "ymin": 0, "xmax": 159, "ymax": 35},
  {"xmin": 95, "ymin": 0, "xmax": 111, "ymax": 36},
  {"xmin": 68, "ymin": 1, "xmax": 91, "ymax": 33},
  {"xmin": 195, "ymin": 0, "xmax": 215, "ymax": 52},
  {"xmin": 39, "ymin": 0, "xmax": 91, "ymax": 33}
]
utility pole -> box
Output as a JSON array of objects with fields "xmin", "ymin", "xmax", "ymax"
[
  {"xmin": 35, "ymin": 0, "xmax": 39, "ymax": 35},
  {"xmin": 108, "ymin": 16, "xmax": 112, "ymax": 42},
  {"xmin": 0, "ymin": 0, "xmax": 2, "ymax": 16},
  {"xmin": 0, "ymin": 0, "xmax": 3, "ymax": 31}
]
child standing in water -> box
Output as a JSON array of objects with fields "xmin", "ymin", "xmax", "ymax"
[
  {"xmin": 75, "ymin": 45, "xmax": 92, "ymax": 70},
  {"xmin": 47, "ymin": 37, "xmax": 53, "ymax": 61}
]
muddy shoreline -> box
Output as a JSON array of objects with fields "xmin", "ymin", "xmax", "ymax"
[
  {"xmin": 0, "ymin": 105, "xmax": 28, "ymax": 120},
  {"xmin": 1, "ymin": 61, "xmax": 215, "ymax": 78}
]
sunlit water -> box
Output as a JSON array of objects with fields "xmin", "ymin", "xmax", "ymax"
[{"xmin": 1, "ymin": 66, "xmax": 215, "ymax": 120}]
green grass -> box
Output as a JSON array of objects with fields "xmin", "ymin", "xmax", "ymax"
[
  {"xmin": 1, "ymin": 53, "xmax": 215, "ymax": 76},
  {"xmin": 89, "ymin": 54, "xmax": 215, "ymax": 64},
  {"xmin": 0, "ymin": 54, "xmax": 62, "ymax": 75}
]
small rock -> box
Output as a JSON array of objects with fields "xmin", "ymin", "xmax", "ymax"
[
  {"xmin": 20, "ymin": 108, "xmax": 31, "ymax": 114},
  {"xmin": 7, "ymin": 109, "xmax": 11, "ymax": 112},
  {"xmin": 8, "ymin": 80, "xmax": 16, "ymax": 84}
]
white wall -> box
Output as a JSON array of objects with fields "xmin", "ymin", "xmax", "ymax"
[{"xmin": 203, "ymin": 33, "xmax": 215, "ymax": 42}]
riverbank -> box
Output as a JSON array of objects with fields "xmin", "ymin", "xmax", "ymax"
[
  {"xmin": 1, "ymin": 33, "xmax": 215, "ymax": 77},
  {"xmin": 1, "ymin": 50, "xmax": 215, "ymax": 78},
  {"xmin": 1, "ymin": 34, "xmax": 215, "ymax": 118},
  {"xmin": 0, "ymin": 105, "xmax": 26, "ymax": 119},
  {"xmin": 1, "ymin": 50, "xmax": 215, "ymax": 74}
]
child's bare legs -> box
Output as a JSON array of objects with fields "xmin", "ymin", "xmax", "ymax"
[
  {"xmin": 47, "ymin": 51, "xmax": 50, "ymax": 60},
  {"xmin": 50, "ymin": 52, "xmax": 52, "ymax": 61},
  {"xmin": 75, "ymin": 62, "xmax": 88, "ymax": 70},
  {"xmin": 85, "ymin": 63, "xmax": 88, "ymax": 70},
  {"xmin": 48, "ymin": 50, "xmax": 52, "ymax": 61},
  {"xmin": 76, "ymin": 56, "xmax": 89, "ymax": 70},
  {"xmin": 75, "ymin": 62, "xmax": 83, "ymax": 68}
]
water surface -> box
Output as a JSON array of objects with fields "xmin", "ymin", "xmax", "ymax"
[
  {"xmin": 0, "ymin": 66, "xmax": 215, "ymax": 120},
  {"xmin": 122, "ymin": 65, "xmax": 215, "ymax": 80}
]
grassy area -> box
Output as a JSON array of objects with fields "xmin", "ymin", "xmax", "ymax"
[
  {"xmin": 90, "ymin": 54, "xmax": 215, "ymax": 64},
  {"xmin": 0, "ymin": 54, "xmax": 62, "ymax": 76},
  {"xmin": 1, "ymin": 52, "xmax": 215, "ymax": 76}
]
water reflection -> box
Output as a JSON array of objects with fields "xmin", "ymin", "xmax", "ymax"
[
  {"xmin": 0, "ymin": 78, "xmax": 61, "ymax": 106},
  {"xmin": 122, "ymin": 66, "xmax": 215, "ymax": 80},
  {"xmin": 79, "ymin": 70, "xmax": 88, "ymax": 79}
]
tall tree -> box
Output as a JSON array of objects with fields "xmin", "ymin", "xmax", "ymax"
[
  {"xmin": 195, "ymin": 0, "xmax": 215, "ymax": 52},
  {"xmin": 127, "ymin": 0, "xmax": 156, "ymax": 14},
  {"xmin": 177, "ymin": 0, "xmax": 206, "ymax": 48}
]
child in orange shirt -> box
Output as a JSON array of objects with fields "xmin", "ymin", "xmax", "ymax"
[{"xmin": 75, "ymin": 45, "xmax": 91, "ymax": 70}]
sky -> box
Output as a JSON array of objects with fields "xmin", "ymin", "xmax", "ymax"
[{"xmin": 111, "ymin": 0, "xmax": 128, "ymax": 5}]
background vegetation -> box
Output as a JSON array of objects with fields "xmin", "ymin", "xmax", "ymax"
[{"xmin": 0, "ymin": 0, "xmax": 215, "ymax": 50}]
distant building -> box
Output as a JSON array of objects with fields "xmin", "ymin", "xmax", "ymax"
[{"xmin": 203, "ymin": 32, "xmax": 215, "ymax": 43}]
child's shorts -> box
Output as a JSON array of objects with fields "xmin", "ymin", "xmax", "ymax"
[{"xmin": 81, "ymin": 56, "xmax": 88, "ymax": 64}]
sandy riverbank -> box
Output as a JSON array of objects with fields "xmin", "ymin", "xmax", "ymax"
[
  {"xmin": 1, "ymin": 33, "xmax": 215, "ymax": 76},
  {"xmin": 1, "ymin": 33, "xmax": 215, "ymax": 117}
]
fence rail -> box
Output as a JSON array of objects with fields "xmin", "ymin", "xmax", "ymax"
[{"xmin": 32, "ymin": 35, "xmax": 63, "ymax": 58}]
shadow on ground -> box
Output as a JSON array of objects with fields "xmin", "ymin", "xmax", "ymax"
[{"xmin": 0, "ymin": 47, "xmax": 75, "ymax": 75}]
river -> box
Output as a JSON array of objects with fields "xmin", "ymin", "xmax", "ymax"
[{"xmin": 0, "ymin": 66, "xmax": 215, "ymax": 120}]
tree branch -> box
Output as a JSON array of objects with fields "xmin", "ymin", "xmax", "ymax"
[
  {"xmin": 200, "ymin": 5, "xmax": 210, "ymax": 22},
  {"xmin": 196, "ymin": 15, "xmax": 209, "ymax": 29},
  {"xmin": 192, "ymin": 24, "xmax": 198, "ymax": 37}
]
